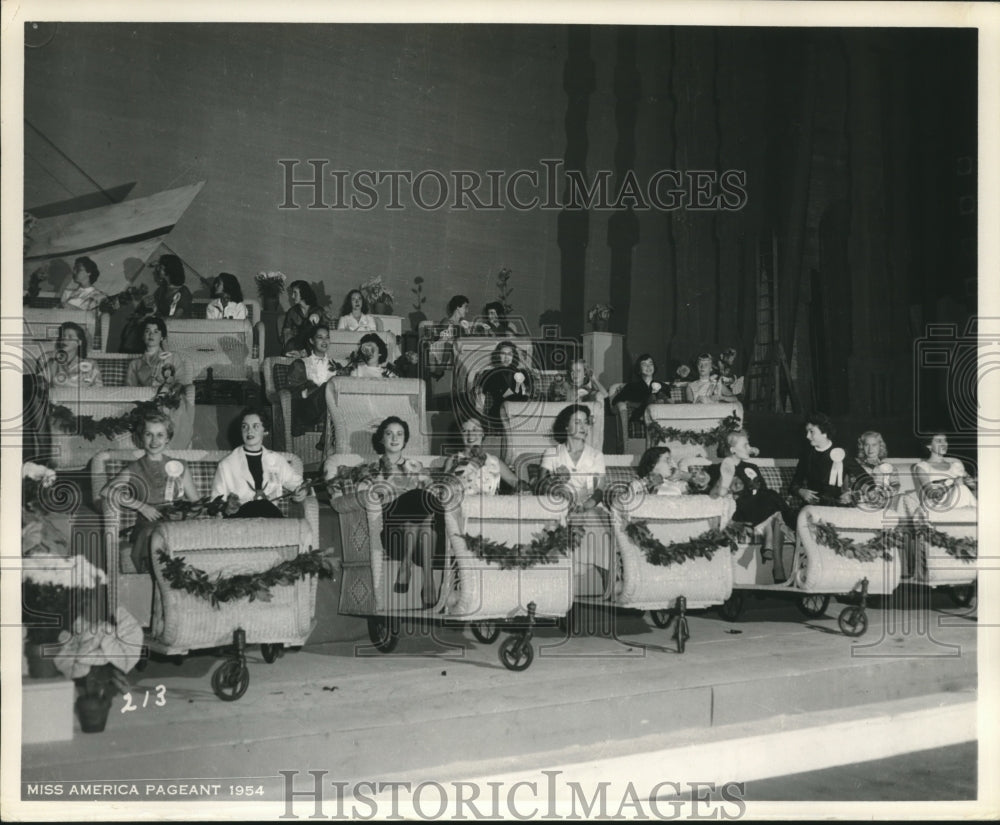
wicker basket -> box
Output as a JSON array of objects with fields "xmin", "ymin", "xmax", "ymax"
[
  {"xmin": 606, "ymin": 495, "xmax": 736, "ymax": 610},
  {"xmin": 148, "ymin": 519, "xmax": 318, "ymax": 653},
  {"xmin": 793, "ymin": 506, "xmax": 902, "ymax": 595}
]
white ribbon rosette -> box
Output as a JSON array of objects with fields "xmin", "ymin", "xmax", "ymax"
[
  {"xmin": 513, "ymin": 371, "xmax": 526, "ymax": 391},
  {"xmin": 651, "ymin": 382, "xmax": 662, "ymax": 394},
  {"xmin": 164, "ymin": 459, "xmax": 184, "ymax": 501},
  {"xmin": 828, "ymin": 447, "xmax": 845, "ymax": 487}
]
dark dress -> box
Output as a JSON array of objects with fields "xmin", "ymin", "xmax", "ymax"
[
  {"xmin": 477, "ymin": 366, "xmax": 534, "ymax": 433},
  {"xmin": 153, "ymin": 284, "xmax": 193, "ymax": 318},
  {"xmin": 789, "ymin": 445, "xmax": 862, "ymax": 507},
  {"xmin": 730, "ymin": 460, "xmax": 789, "ymax": 526},
  {"xmin": 612, "ymin": 379, "xmax": 670, "ymax": 422},
  {"xmin": 285, "ymin": 356, "xmax": 330, "ymax": 437},
  {"xmin": 376, "ymin": 460, "xmax": 448, "ymax": 570}
]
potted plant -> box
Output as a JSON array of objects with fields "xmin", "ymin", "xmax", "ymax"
[
  {"xmin": 54, "ymin": 607, "xmax": 143, "ymax": 733},
  {"xmin": 587, "ymin": 303, "xmax": 614, "ymax": 332},
  {"xmin": 360, "ymin": 277, "xmax": 394, "ymax": 315},
  {"xmin": 409, "ymin": 275, "xmax": 427, "ymax": 332},
  {"xmin": 496, "ymin": 266, "xmax": 514, "ymax": 315},
  {"xmin": 255, "ymin": 271, "xmax": 286, "ymax": 312}
]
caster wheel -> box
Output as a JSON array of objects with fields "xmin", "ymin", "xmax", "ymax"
[
  {"xmin": 649, "ymin": 609, "xmax": 673, "ymax": 629},
  {"xmin": 718, "ymin": 592, "xmax": 744, "ymax": 622},
  {"xmin": 948, "ymin": 584, "xmax": 976, "ymax": 607},
  {"xmin": 261, "ymin": 643, "xmax": 283, "ymax": 663},
  {"xmin": 498, "ymin": 636, "xmax": 534, "ymax": 672},
  {"xmin": 838, "ymin": 606, "xmax": 869, "ymax": 638},
  {"xmin": 797, "ymin": 594, "xmax": 831, "ymax": 619},
  {"xmin": 471, "ymin": 621, "xmax": 500, "ymax": 644},
  {"xmin": 675, "ymin": 618, "xmax": 690, "ymax": 654},
  {"xmin": 367, "ymin": 616, "xmax": 399, "ymax": 654},
  {"xmin": 211, "ymin": 660, "xmax": 250, "ymax": 701}
]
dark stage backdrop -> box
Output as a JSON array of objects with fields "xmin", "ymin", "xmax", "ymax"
[{"xmin": 24, "ymin": 24, "xmax": 977, "ymax": 426}]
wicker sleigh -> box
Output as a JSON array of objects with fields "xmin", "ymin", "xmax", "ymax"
[
  {"xmin": 910, "ymin": 505, "xmax": 977, "ymax": 589},
  {"xmin": 791, "ymin": 506, "xmax": 902, "ymax": 596},
  {"xmin": 601, "ymin": 495, "xmax": 737, "ymax": 612},
  {"xmin": 147, "ymin": 518, "xmax": 319, "ymax": 653},
  {"xmin": 163, "ymin": 317, "xmax": 261, "ymax": 384}
]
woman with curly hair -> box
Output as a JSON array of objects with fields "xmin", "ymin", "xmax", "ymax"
[
  {"xmin": 206, "ymin": 272, "xmax": 247, "ymax": 320},
  {"xmin": 337, "ymin": 288, "xmax": 378, "ymax": 332},
  {"xmin": 281, "ymin": 280, "xmax": 325, "ymax": 355},
  {"xmin": 475, "ymin": 340, "xmax": 535, "ymax": 433}
]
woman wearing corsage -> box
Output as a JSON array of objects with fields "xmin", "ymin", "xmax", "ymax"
[
  {"xmin": 40, "ymin": 322, "xmax": 103, "ymax": 388},
  {"xmin": 337, "ymin": 289, "xmax": 378, "ymax": 332},
  {"xmin": 286, "ymin": 322, "xmax": 336, "ymax": 440},
  {"xmin": 548, "ymin": 358, "xmax": 608, "ymax": 404},
  {"xmin": 100, "ymin": 410, "xmax": 198, "ymax": 573},
  {"xmin": 443, "ymin": 416, "xmax": 518, "ymax": 496},
  {"xmin": 611, "ymin": 353, "xmax": 671, "ymax": 426},
  {"xmin": 350, "ymin": 332, "xmax": 394, "ymax": 378},
  {"xmin": 475, "ymin": 340, "xmax": 535, "ymax": 434},
  {"xmin": 211, "ymin": 407, "xmax": 306, "ymax": 519}
]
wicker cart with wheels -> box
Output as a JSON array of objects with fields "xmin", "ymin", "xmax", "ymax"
[{"xmin": 147, "ymin": 518, "xmax": 322, "ymax": 701}]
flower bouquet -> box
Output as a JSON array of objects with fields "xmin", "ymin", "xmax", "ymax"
[
  {"xmin": 255, "ymin": 271, "xmax": 287, "ymax": 302},
  {"xmin": 359, "ymin": 276, "xmax": 394, "ymax": 313},
  {"xmin": 98, "ymin": 284, "xmax": 149, "ymax": 316},
  {"xmin": 587, "ymin": 303, "xmax": 614, "ymax": 330}
]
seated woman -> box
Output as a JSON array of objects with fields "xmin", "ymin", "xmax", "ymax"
[
  {"xmin": 789, "ymin": 413, "xmax": 861, "ymax": 510},
  {"xmin": 714, "ymin": 429, "xmax": 792, "ymax": 583},
  {"xmin": 611, "ymin": 353, "xmax": 670, "ymax": 425},
  {"xmin": 850, "ymin": 430, "xmax": 901, "ymax": 506},
  {"xmin": 443, "ymin": 416, "xmax": 518, "ymax": 496},
  {"xmin": 686, "ymin": 353, "xmax": 724, "ymax": 404},
  {"xmin": 151, "ymin": 254, "xmax": 193, "ymax": 319},
  {"xmin": 281, "ymin": 280, "xmax": 325, "ymax": 355},
  {"xmin": 548, "ymin": 358, "xmax": 608, "ymax": 404},
  {"xmin": 438, "ymin": 294, "xmax": 471, "ymax": 341},
  {"xmin": 286, "ymin": 322, "xmax": 335, "ymax": 439},
  {"xmin": 351, "ymin": 332, "xmax": 393, "ymax": 378},
  {"xmin": 683, "ymin": 456, "xmax": 721, "ymax": 495},
  {"xmin": 362, "ymin": 416, "xmax": 444, "ymax": 608},
  {"xmin": 538, "ymin": 405, "xmax": 612, "ymax": 590},
  {"xmin": 211, "ymin": 407, "xmax": 306, "ymax": 518},
  {"xmin": 472, "ymin": 301, "xmax": 512, "ymax": 336},
  {"xmin": 124, "ymin": 315, "xmax": 194, "ymax": 447},
  {"xmin": 60, "ymin": 256, "xmax": 106, "ymax": 311},
  {"xmin": 337, "ymin": 289, "xmax": 378, "ymax": 332},
  {"xmin": 40, "ymin": 321, "xmax": 103, "ymax": 388},
  {"xmin": 912, "ymin": 432, "xmax": 977, "ymax": 511},
  {"xmin": 475, "ymin": 340, "xmax": 535, "ymax": 434},
  {"xmin": 101, "ymin": 410, "xmax": 198, "ymax": 573},
  {"xmin": 629, "ymin": 446, "xmax": 690, "ymax": 498},
  {"xmin": 206, "ymin": 272, "xmax": 248, "ymax": 319}
]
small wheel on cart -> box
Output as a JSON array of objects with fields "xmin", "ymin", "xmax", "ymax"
[
  {"xmin": 837, "ymin": 606, "xmax": 869, "ymax": 638},
  {"xmin": 367, "ymin": 616, "xmax": 399, "ymax": 654},
  {"xmin": 675, "ymin": 617, "xmax": 690, "ymax": 654},
  {"xmin": 947, "ymin": 584, "xmax": 976, "ymax": 608},
  {"xmin": 261, "ymin": 643, "xmax": 283, "ymax": 663},
  {"xmin": 718, "ymin": 592, "xmax": 745, "ymax": 622},
  {"xmin": 471, "ymin": 621, "xmax": 500, "ymax": 645},
  {"xmin": 797, "ymin": 594, "xmax": 831, "ymax": 619},
  {"xmin": 498, "ymin": 636, "xmax": 534, "ymax": 672},
  {"xmin": 649, "ymin": 609, "xmax": 673, "ymax": 629},
  {"xmin": 211, "ymin": 660, "xmax": 250, "ymax": 702}
]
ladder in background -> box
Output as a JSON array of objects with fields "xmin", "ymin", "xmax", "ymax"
[{"xmin": 745, "ymin": 234, "xmax": 798, "ymax": 413}]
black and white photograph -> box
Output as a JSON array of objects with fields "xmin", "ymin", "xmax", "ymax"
[{"xmin": 2, "ymin": 1, "xmax": 997, "ymax": 820}]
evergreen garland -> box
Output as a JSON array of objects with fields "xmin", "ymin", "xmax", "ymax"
[
  {"xmin": 624, "ymin": 520, "xmax": 743, "ymax": 568},
  {"xmin": 461, "ymin": 523, "xmax": 581, "ymax": 571},
  {"xmin": 807, "ymin": 516, "xmax": 901, "ymax": 563},
  {"xmin": 914, "ymin": 524, "xmax": 977, "ymax": 562},
  {"xmin": 646, "ymin": 413, "xmax": 742, "ymax": 448},
  {"xmin": 155, "ymin": 547, "xmax": 334, "ymax": 608},
  {"xmin": 49, "ymin": 386, "xmax": 184, "ymax": 442}
]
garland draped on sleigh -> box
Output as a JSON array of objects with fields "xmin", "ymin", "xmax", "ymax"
[
  {"xmin": 460, "ymin": 524, "xmax": 581, "ymax": 570},
  {"xmin": 48, "ymin": 386, "xmax": 184, "ymax": 442},
  {"xmin": 646, "ymin": 413, "xmax": 742, "ymax": 448},
  {"xmin": 806, "ymin": 516, "xmax": 977, "ymax": 564},
  {"xmin": 155, "ymin": 548, "xmax": 334, "ymax": 608},
  {"xmin": 624, "ymin": 521, "xmax": 744, "ymax": 568}
]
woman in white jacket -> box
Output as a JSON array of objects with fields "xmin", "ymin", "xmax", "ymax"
[{"xmin": 212, "ymin": 407, "xmax": 306, "ymax": 518}]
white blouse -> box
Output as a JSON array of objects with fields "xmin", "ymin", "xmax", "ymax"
[
  {"xmin": 338, "ymin": 313, "xmax": 378, "ymax": 332},
  {"xmin": 206, "ymin": 299, "xmax": 248, "ymax": 320},
  {"xmin": 540, "ymin": 443, "xmax": 606, "ymax": 498}
]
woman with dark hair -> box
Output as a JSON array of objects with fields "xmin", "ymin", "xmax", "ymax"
[
  {"xmin": 206, "ymin": 272, "xmax": 247, "ymax": 319},
  {"xmin": 473, "ymin": 301, "xmax": 511, "ymax": 336},
  {"xmin": 151, "ymin": 254, "xmax": 192, "ymax": 318},
  {"xmin": 789, "ymin": 413, "xmax": 859, "ymax": 508},
  {"xmin": 438, "ymin": 295, "xmax": 471, "ymax": 341},
  {"xmin": 351, "ymin": 332, "xmax": 391, "ymax": 378},
  {"xmin": 366, "ymin": 416, "xmax": 444, "ymax": 608},
  {"xmin": 286, "ymin": 322, "xmax": 335, "ymax": 438},
  {"xmin": 475, "ymin": 340, "xmax": 534, "ymax": 433},
  {"xmin": 337, "ymin": 289, "xmax": 377, "ymax": 332},
  {"xmin": 611, "ymin": 353, "xmax": 669, "ymax": 424},
  {"xmin": 912, "ymin": 433, "xmax": 977, "ymax": 511},
  {"xmin": 281, "ymin": 280, "xmax": 323, "ymax": 355},
  {"xmin": 211, "ymin": 407, "xmax": 306, "ymax": 519},
  {"xmin": 40, "ymin": 321, "xmax": 103, "ymax": 387},
  {"xmin": 60, "ymin": 256, "xmax": 106, "ymax": 311}
]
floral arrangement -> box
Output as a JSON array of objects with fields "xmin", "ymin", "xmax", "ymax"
[
  {"xmin": 24, "ymin": 266, "xmax": 47, "ymax": 305},
  {"xmin": 359, "ymin": 276, "xmax": 394, "ymax": 309},
  {"xmin": 22, "ymin": 554, "xmax": 107, "ymax": 643},
  {"xmin": 156, "ymin": 547, "xmax": 334, "ymax": 608},
  {"xmin": 646, "ymin": 412, "xmax": 742, "ymax": 448},
  {"xmin": 22, "ymin": 462, "xmax": 70, "ymax": 557},
  {"xmin": 625, "ymin": 521, "xmax": 743, "ymax": 568},
  {"xmin": 496, "ymin": 267, "xmax": 514, "ymax": 314},
  {"xmin": 461, "ymin": 523, "xmax": 581, "ymax": 571},
  {"xmin": 326, "ymin": 461, "xmax": 382, "ymax": 496},
  {"xmin": 255, "ymin": 271, "xmax": 287, "ymax": 300},
  {"xmin": 587, "ymin": 303, "xmax": 614, "ymax": 324},
  {"xmin": 715, "ymin": 347, "xmax": 743, "ymax": 394},
  {"xmin": 411, "ymin": 276, "xmax": 426, "ymax": 313},
  {"xmin": 675, "ymin": 364, "xmax": 692, "ymax": 381}
]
